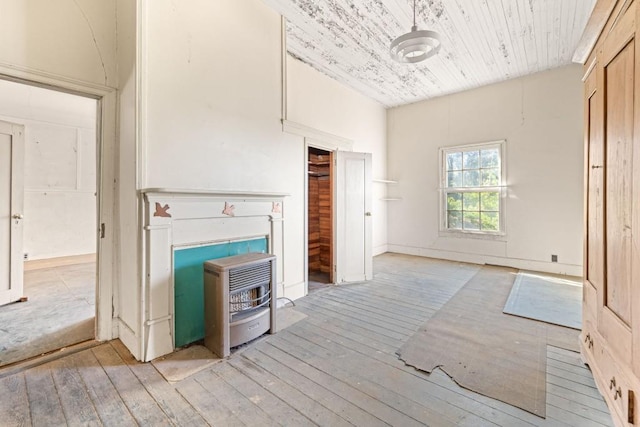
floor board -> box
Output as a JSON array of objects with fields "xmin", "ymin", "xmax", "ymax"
[{"xmin": 0, "ymin": 253, "xmax": 614, "ymax": 427}]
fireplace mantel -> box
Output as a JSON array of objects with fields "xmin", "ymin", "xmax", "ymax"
[{"xmin": 129, "ymin": 189, "xmax": 287, "ymax": 362}]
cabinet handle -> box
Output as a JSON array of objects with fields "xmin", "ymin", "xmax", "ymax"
[
  {"xmin": 584, "ymin": 333, "xmax": 593, "ymax": 349},
  {"xmin": 610, "ymin": 377, "xmax": 617, "ymax": 390},
  {"xmin": 614, "ymin": 387, "xmax": 622, "ymax": 400},
  {"xmin": 591, "ymin": 165, "xmax": 603, "ymax": 169}
]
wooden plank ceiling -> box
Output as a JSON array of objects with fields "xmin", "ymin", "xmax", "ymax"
[{"xmin": 263, "ymin": 0, "xmax": 597, "ymax": 107}]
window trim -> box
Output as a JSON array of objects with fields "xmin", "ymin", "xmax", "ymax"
[{"xmin": 438, "ymin": 140, "xmax": 507, "ymax": 237}]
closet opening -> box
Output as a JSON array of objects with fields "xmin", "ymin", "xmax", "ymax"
[{"xmin": 307, "ymin": 146, "xmax": 333, "ymax": 292}]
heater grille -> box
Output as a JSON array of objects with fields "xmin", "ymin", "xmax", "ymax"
[{"xmin": 229, "ymin": 262, "xmax": 271, "ymax": 292}]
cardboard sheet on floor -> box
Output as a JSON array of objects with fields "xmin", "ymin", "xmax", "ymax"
[
  {"xmin": 152, "ymin": 345, "xmax": 221, "ymax": 382},
  {"xmin": 397, "ymin": 266, "xmax": 579, "ymax": 418},
  {"xmin": 503, "ymin": 271, "xmax": 582, "ymax": 330}
]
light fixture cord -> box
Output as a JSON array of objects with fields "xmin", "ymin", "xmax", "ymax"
[{"xmin": 413, "ymin": 0, "xmax": 417, "ymax": 27}]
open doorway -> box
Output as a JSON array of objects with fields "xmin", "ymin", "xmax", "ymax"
[
  {"xmin": 0, "ymin": 79, "xmax": 98, "ymax": 367},
  {"xmin": 307, "ymin": 146, "xmax": 333, "ymax": 292}
]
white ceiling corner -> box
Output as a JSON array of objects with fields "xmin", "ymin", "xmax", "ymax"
[{"xmin": 263, "ymin": 0, "xmax": 597, "ymax": 108}]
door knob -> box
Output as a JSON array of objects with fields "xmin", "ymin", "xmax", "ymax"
[
  {"xmin": 365, "ymin": 212, "xmax": 372, "ymax": 217},
  {"xmin": 12, "ymin": 214, "xmax": 23, "ymax": 220}
]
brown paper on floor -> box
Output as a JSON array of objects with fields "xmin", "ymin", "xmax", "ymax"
[{"xmin": 397, "ymin": 265, "xmax": 579, "ymax": 418}]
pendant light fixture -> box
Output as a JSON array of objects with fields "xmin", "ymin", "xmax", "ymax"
[{"xmin": 390, "ymin": 0, "xmax": 441, "ymax": 63}]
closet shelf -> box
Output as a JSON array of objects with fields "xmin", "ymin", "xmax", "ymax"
[
  {"xmin": 373, "ymin": 179, "xmax": 398, "ymax": 184},
  {"xmin": 380, "ymin": 197, "xmax": 402, "ymax": 201}
]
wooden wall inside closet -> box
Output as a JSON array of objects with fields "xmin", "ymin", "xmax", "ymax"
[
  {"xmin": 308, "ymin": 149, "xmax": 332, "ymax": 281},
  {"xmin": 578, "ymin": 0, "xmax": 640, "ymax": 425}
]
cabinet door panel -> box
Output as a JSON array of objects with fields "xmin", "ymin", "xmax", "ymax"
[
  {"xmin": 598, "ymin": 7, "xmax": 636, "ymax": 366},
  {"xmin": 604, "ymin": 38, "xmax": 634, "ymax": 328},
  {"xmin": 585, "ymin": 70, "xmax": 605, "ymax": 294}
]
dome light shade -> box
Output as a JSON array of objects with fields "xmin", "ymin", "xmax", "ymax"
[{"xmin": 390, "ymin": 1, "xmax": 441, "ymax": 64}]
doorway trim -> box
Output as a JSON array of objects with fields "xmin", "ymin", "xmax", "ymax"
[{"xmin": 0, "ymin": 65, "xmax": 117, "ymax": 342}]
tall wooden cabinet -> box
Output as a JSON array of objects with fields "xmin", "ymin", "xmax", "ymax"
[{"xmin": 580, "ymin": 1, "xmax": 640, "ymax": 425}]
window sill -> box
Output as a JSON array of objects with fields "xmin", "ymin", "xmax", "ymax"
[{"xmin": 439, "ymin": 230, "xmax": 507, "ymax": 241}]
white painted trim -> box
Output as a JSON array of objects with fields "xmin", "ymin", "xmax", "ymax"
[
  {"xmin": 438, "ymin": 140, "xmax": 507, "ymax": 236},
  {"xmin": 117, "ymin": 318, "xmax": 141, "ymax": 360},
  {"xmin": 140, "ymin": 188, "xmax": 289, "ymax": 199},
  {"xmin": 140, "ymin": 189, "xmax": 287, "ymax": 361},
  {"xmin": 283, "ymin": 120, "xmax": 354, "ymax": 151},
  {"xmin": 282, "ymin": 280, "xmax": 306, "ymax": 302},
  {"xmin": 137, "ymin": 0, "xmax": 147, "ymax": 189},
  {"xmin": 280, "ymin": 16, "xmax": 288, "ymax": 122},
  {"xmin": 0, "ymin": 62, "xmax": 116, "ymax": 95},
  {"xmin": 96, "ymin": 90, "xmax": 117, "ymax": 342},
  {"xmin": 0, "ymin": 70, "xmax": 116, "ymax": 344},
  {"xmin": 24, "ymin": 253, "xmax": 96, "ymax": 271},
  {"xmin": 373, "ymin": 244, "xmax": 388, "ymax": 257},
  {"xmin": 387, "ymin": 244, "xmax": 582, "ymax": 276}
]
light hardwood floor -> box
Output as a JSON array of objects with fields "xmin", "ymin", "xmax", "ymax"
[{"xmin": 0, "ymin": 253, "xmax": 612, "ymax": 426}]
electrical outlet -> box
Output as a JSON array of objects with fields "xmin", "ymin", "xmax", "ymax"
[
  {"xmin": 23, "ymin": 253, "xmax": 29, "ymax": 261},
  {"xmin": 551, "ymin": 254, "xmax": 558, "ymax": 263}
]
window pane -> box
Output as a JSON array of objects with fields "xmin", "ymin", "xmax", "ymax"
[
  {"xmin": 463, "ymin": 150, "xmax": 479, "ymax": 169},
  {"xmin": 447, "ymin": 152, "xmax": 462, "ymax": 171},
  {"xmin": 481, "ymin": 211, "xmax": 499, "ymax": 231},
  {"xmin": 463, "ymin": 170, "xmax": 480, "ymax": 187},
  {"xmin": 481, "ymin": 148, "xmax": 500, "ymax": 168},
  {"xmin": 480, "ymin": 192, "xmax": 499, "ymax": 211},
  {"xmin": 481, "ymin": 168, "xmax": 500, "ymax": 186},
  {"xmin": 463, "ymin": 211, "xmax": 480, "ymax": 230},
  {"xmin": 441, "ymin": 142, "xmax": 504, "ymax": 234},
  {"xmin": 447, "ymin": 192, "xmax": 462, "ymax": 210},
  {"xmin": 447, "ymin": 171, "xmax": 462, "ymax": 187},
  {"xmin": 447, "ymin": 211, "xmax": 462, "ymax": 229},
  {"xmin": 463, "ymin": 192, "xmax": 479, "ymax": 211}
]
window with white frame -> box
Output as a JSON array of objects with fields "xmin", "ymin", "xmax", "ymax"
[{"xmin": 440, "ymin": 141, "xmax": 505, "ymax": 234}]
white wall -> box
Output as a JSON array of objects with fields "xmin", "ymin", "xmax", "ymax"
[
  {"xmin": 114, "ymin": 0, "xmax": 140, "ymax": 352},
  {"xmin": 141, "ymin": 0, "xmax": 304, "ymax": 305},
  {"xmin": 0, "ymin": 0, "xmax": 116, "ymax": 87},
  {"xmin": 286, "ymin": 56, "xmax": 388, "ymax": 255},
  {"xmin": 139, "ymin": 0, "xmax": 389, "ymax": 310},
  {"xmin": 387, "ymin": 65, "xmax": 584, "ymax": 275},
  {"xmin": 0, "ymin": 80, "xmax": 97, "ymax": 260}
]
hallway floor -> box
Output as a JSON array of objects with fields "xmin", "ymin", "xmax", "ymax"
[{"xmin": 0, "ymin": 262, "xmax": 95, "ymax": 367}]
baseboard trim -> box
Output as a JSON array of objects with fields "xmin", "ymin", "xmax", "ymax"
[
  {"xmin": 283, "ymin": 281, "xmax": 306, "ymax": 301},
  {"xmin": 386, "ymin": 245, "xmax": 582, "ymax": 276},
  {"xmin": 24, "ymin": 253, "xmax": 97, "ymax": 271},
  {"xmin": 373, "ymin": 244, "xmax": 388, "ymax": 256}
]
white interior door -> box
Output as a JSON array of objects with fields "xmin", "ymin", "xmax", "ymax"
[
  {"xmin": 335, "ymin": 151, "xmax": 372, "ymax": 283},
  {"xmin": 0, "ymin": 120, "xmax": 24, "ymax": 306}
]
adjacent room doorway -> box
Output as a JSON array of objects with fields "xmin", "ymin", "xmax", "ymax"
[
  {"xmin": 307, "ymin": 147, "xmax": 333, "ymax": 292},
  {"xmin": 305, "ymin": 143, "xmax": 373, "ymax": 294},
  {"xmin": 0, "ymin": 79, "xmax": 99, "ymax": 367}
]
